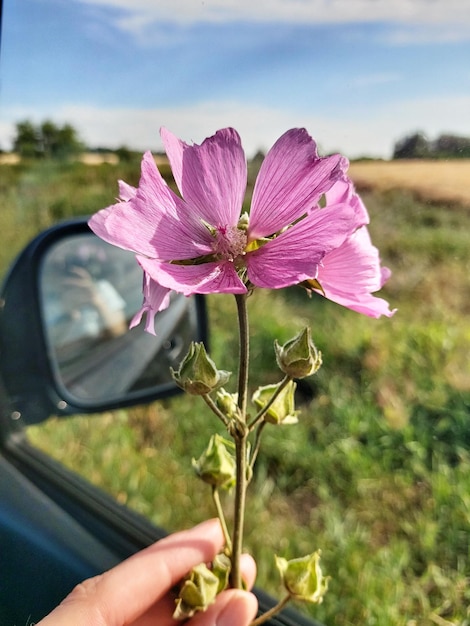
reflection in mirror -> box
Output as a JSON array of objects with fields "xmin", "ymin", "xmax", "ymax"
[{"xmin": 40, "ymin": 233, "xmax": 198, "ymax": 405}]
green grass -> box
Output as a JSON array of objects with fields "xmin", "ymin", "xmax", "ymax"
[{"xmin": 1, "ymin": 161, "xmax": 469, "ymax": 625}]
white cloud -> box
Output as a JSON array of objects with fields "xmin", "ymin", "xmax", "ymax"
[
  {"xmin": 348, "ymin": 73, "xmax": 402, "ymax": 88},
  {"xmin": 2, "ymin": 95, "xmax": 470, "ymax": 160},
  {"xmin": 380, "ymin": 23, "xmax": 470, "ymax": 45},
  {"xmin": 76, "ymin": 0, "xmax": 470, "ymax": 29}
]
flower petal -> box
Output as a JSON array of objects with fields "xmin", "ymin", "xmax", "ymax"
[
  {"xmin": 326, "ymin": 177, "xmax": 369, "ymax": 228},
  {"xmin": 118, "ymin": 180, "xmax": 137, "ymax": 201},
  {"xmin": 161, "ymin": 127, "xmax": 247, "ymax": 228},
  {"xmin": 89, "ymin": 152, "xmax": 177, "ymax": 257},
  {"xmin": 247, "ymin": 203, "xmax": 355, "ymax": 289},
  {"xmin": 148, "ymin": 199, "xmax": 215, "ymax": 260},
  {"xmin": 316, "ymin": 227, "xmax": 396, "ymax": 318},
  {"xmin": 89, "ymin": 151, "xmax": 213, "ymax": 261},
  {"xmin": 137, "ymin": 256, "xmax": 247, "ymax": 295},
  {"xmin": 130, "ymin": 270, "xmax": 171, "ymax": 335},
  {"xmin": 249, "ymin": 128, "xmax": 347, "ymax": 240}
]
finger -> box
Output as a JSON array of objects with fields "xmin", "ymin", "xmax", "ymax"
[
  {"xmin": 132, "ymin": 554, "xmax": 257, "ymax": 626},
  {"xmin": 189, "ymin": 590, "xmax": 258, "ymax": 626},
  {"xmin": 240, "ymin": 553, "xmax": 257, "ymax": 590},
  {"xmin": 38, "ymin": 519, "xmax": 224, "ymax": 626}
]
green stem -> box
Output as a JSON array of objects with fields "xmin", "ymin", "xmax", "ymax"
[
  {"xmin": 250, "ymin": 594, "xmax": 291, "ymax": 626},
  {"xmin": 235, "ymin": 293, "xmax": 249, "ymax": 417},
  {"xmin": 202, "ymin": 393, "xmax": 230, "ymax": 428},
  {"xmin": 230, "ymin": 293, "xmax": 250, "ymax": 589},
  {"xmin": 211, "ymin": 486, "xmax": 232, "ymax": 553},
  {"xmin": 249, "ymin": 420, "xmax": 267, "ymax": 474},
  {"xmin": 247, "ymin": 374, "xmax": 291, "ymax": 430},
  {"xmin": 231, "ymin": 433, "xmax": 248, "ymax": 589}
]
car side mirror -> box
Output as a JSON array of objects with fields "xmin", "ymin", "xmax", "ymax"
[{"xmin": 0, "ymin": 219, "xmax": 208, "ymax": 424}]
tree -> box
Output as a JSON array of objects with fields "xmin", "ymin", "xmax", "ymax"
[
  {"xmin": 393, "ymin": 132, "xmax": 430, "ymax": 159},
  {"xmin": 393, "ymin": 131, "xmax": 470, "ymax": 159},
  {"xmin": 433, "ymin": 134, "xmax": 470, "ymax": 158},
  {"xmin": 12, "ymin": 119, "xmax": 84, "ymax": 159},
  {"xmin": 13, "ymin": 120, "xmax": 39, "ymax": 158}
]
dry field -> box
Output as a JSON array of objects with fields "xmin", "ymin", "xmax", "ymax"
[{"xmin": 348, "ymin": 159, "xmax": 470, "ymax": 208}]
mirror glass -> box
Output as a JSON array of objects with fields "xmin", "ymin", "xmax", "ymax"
[{"xmin": 39, "ymin": 233, "xmax": 198, "ymax": 404}]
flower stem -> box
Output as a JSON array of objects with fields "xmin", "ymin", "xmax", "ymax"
[
  {"xmin": 250, "ymin": 594, "xmax": 291, "ymax": 626},
  {"xmin": 235, "ymin": 293, "xmax": 249, "ymax": 417},
  {"xmin": 231, "ymin": 432, "xmax": 248, "ymax": 589},
  {"xmin": 202, "ymin": 393, "xmax": 231, "ymax": 427},
  {"xmin": 211, "ymin": 486, "xmax": 232, "ymax": 553},
  {"xmin": 249, "ymin": 420, "xmax": 267, "ymax": 474},
  {"xmin": 230, "ymin": 293, "xmax": 250, "ymax": 589},
  {"xmin": 247, "ymin": 374, "xmax": 292, "ymax": 430}
]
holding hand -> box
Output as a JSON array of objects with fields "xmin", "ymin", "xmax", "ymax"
[{"xmin": 37, "ymin": 519, "xmax": 257, "ymax": 626}]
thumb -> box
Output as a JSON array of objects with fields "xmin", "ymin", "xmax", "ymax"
[{"xmin": 190, "ymin": 589, "xmax": 258, "ymax": 626}]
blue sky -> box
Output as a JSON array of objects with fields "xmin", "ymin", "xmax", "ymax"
[{"xmin": 1, "ymin": 0, "xmax": 469, "ymax": 158}]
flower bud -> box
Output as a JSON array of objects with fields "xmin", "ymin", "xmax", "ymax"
[
  {"xmin": 192, "ymin": 434, "xmax": 236, "ymax": 490},
  {"xmin": 274, "ymin": 327, "xmax": 322, "ymax": 379},
  {"xmin": 171, "ymin": 342, "xmax": 231, "ymax": 395},
  {"xmin": 173, "ymin": 562, "xmax": 220, "ymax": 620},
  {"xmin": 275, "ymin": 551, "xmax": 329, "ymax": 604},
  {"xmin": 215, "ymin": 389, "xmax": 240, "ymax": 421},
  {"xmin": 212, "ymin": 553, "xmax": 232, "ymax": 593},
  {"xmin": 252, "ymin": 381, "xmax": 299, "ymax": 425}
]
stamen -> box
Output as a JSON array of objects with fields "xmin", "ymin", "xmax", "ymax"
[{"xmin": 213, "ymin": 225, "xmax": 247, "ymax": 261}]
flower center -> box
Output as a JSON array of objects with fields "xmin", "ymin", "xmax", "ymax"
[{"xmin": 212, "ymin": 225, "xmax": 247, "ymax": 261}]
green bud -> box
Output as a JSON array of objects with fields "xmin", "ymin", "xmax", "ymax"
[
  {"xmin": 252, "ymin": 381, "xmax": 299, "ymax": 425},
  {"xmin": 212, "ymin": 553, "xmax": 232, "ymax": 594},
  {"xmin": 215, "ymin": 388, "xmax": 240, "ymax": 421},
  {"xmin": 275, "ymin": 551, "xmax": 329, "ymax": 604},
  {"xmin": 173, "ymin": 562, "xmax": 220, "ymax": 620},
  {"xmin": 192, "ymin": 434, "xmax": 236, "ymax": 490},
  {"xmin": 274, "ymin": 327, "xmax": 322, "ymax": 379},
  {"xmin": 171, "ymin": 342, "xmax": 231, "ymax": 395}
]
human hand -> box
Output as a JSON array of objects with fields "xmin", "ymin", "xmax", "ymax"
[{"xmin": 37, "ymin": 519, "xmax": 258, "ymax": 626}]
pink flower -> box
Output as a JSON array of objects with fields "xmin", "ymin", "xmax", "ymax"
[
  {"xmin": 89, "ymin": 127, "xmax": 357, "ymax": 330},
  {"xmin": 311, "ymin": 179, "xmax": 396, "ymax": 318}
]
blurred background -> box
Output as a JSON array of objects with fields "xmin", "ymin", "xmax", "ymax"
[{"xmin": 1, "ymin": 1, "xmax": 469, "ymax": 624}]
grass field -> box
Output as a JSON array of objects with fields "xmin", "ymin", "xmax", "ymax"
[
  {"xmin": 1, "ymin": 158, "xmax": 469, "ymax": 625},
  {"xmin": 349, "ymin": 159, "xmax": 470, "ymax": 209}
]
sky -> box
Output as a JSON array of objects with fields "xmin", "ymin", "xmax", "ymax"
[{"xmin": 1, "ymin": 0, "xmax": 469, "ymax": 159}]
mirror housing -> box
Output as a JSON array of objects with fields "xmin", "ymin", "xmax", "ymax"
[{"xmin": 0, "ymin": 219, "xmax": 208, "ymax": 424}]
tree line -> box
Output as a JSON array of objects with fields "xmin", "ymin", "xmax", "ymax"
[
  {"xmin": 6, "ymin": 119, "xmax": 470, "ymax": 161},
  {"xmin": 393, "ymin": 132, "xmax": 470, "ymax": 159},
  {"xmin": 8, "ymin": 119, "xmax": 136, "ymax": 162},
  {"xmin": 11, "ymin": 120, "xmax": 84, "ymax": 159}
]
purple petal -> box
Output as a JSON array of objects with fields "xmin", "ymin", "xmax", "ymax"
[
  {"xmin": 321, "ymin": 290, "xmax": 396, "ymax": 318},
  {"xmin": 247, "ymin": 202, "xmax": 355, "ymax": 289},
  {"xmin": 88, "ymin": 200, "xmax": 159, "ymax": 258},
  {"xmin": 137, "ymin": 256, "xmax": 247, "ymax": 295},
  {"xmin": 148, "ymin": 198, "xmax": 215, "ymax": 261},
  {"xmin": 325, "ymin": 177, "xmax": 369, "ymax": 228},
  {"xmin": 89, "ymin": 152, "xmax": 176, "ymax": 257},
  {"xmin": 118, "ymin": 180, "xmax": 137, "ymax": 201},
  {"xmin": 316, "ymin": 227, "xmax": 396, "ymax": 318},
  {"xmin": 130, "ymin": 270, "xmax": 171, "ymax": 335},
  {"xmin": 89, "ymin": 151, "xmax": 213, "ymax": 261},
  {"xmin": 161, "ymin": 127, "xmax": 247, "ymax": 228},
  {"xmin": 249, "ymin": 128, "xmax": 347, "ymax": 240}
]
